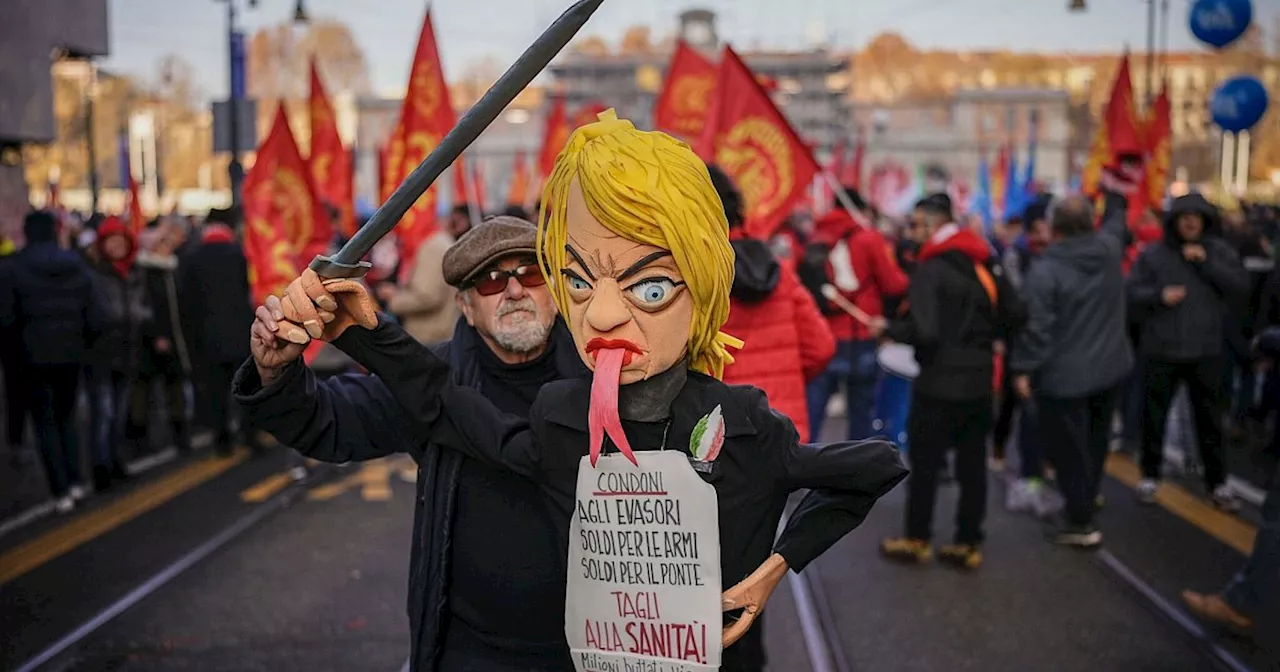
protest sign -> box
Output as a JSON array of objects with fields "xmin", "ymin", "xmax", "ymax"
[{"xmin": 566, "ymin": 450, "xmax": 723, "ymax": 672}]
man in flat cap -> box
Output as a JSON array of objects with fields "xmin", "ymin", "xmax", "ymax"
[{"xmin": 234, "ymin": 215, "xmax": 586, "ymax": 672}]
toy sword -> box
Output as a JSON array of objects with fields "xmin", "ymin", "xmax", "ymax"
[{"xmin": 309, "ymin": 0, "xmax": 606, "ymax": 280}]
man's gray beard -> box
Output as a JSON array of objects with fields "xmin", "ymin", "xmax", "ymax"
[{"xmin": 489, "ymin": 298, "xmax": 552, "ymax": 355}]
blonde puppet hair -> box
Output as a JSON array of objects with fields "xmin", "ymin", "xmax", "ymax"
[{"xmin": 536, "ymin": 110, "xmax": 742, "ymax": 379}]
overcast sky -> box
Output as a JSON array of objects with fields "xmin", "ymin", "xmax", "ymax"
[{"xmin": 102, "ymin": 0, "xmax": 1278, "ymax": 100}]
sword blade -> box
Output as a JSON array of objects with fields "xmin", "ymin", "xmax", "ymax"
[{"xmin": 312, "ymin": 0, "xmax": 606, "ymax": 278}]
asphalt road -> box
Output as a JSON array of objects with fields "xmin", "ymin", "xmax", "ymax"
[{"xmin": 0, "ymin": 437, "xmax": 1275, "ymax": 671}]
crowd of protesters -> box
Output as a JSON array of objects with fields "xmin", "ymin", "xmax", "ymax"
[
  {"xmin": 0, "ymin": 207, "xmax": 255, "ymax": 513},
  {"xmin": 2, "ymin": 165, "xmax": 1278, "ymax": 638}
]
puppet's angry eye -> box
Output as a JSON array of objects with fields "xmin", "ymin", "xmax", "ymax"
[
  {"xmin": 562, "ymin": 271, "xmax": 591, "ymax": 291},
  {"xmin": 628, "ymin": 278, "xmax": 675, "ymax": 304}
]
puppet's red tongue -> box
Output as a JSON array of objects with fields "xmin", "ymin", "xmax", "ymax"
[{"xmin": 588, "ymin": 348, "xmax": 637, "ymax": 467}]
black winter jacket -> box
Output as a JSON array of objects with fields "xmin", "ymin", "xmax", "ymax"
[
  {"xmin": 1011, "ymin": 192, "xmax": 1134, "ymax": 398},
  {"xmin": 1127, "ymin": 194, "xmax": 1251, "ymax": 362},
  {"xmin": 180, "ymin": 241, "xmax": 254, "ymax": 365},
  {"xmin": 0, "ymin": 242, "xmax": 100, "ymax": 366},
  {"xmin": 235, "ymin": 319, "xmax": 588, "ymax": 672},
  {"xmin": 136, "ymin": 251, "xmax": 192, "ymax": 376},
  {"xmin": 88, "ymin": 261, "xmax": 152, "ymax": 373},
  {"xmin": 886, "ymin": 226, "xmax": 1026, "ymax": 401}
]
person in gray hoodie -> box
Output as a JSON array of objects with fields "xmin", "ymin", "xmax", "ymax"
[
  {"xmin": 1012, "ymin": 188, "xmax": 1133, "ymax": 547},
  {"xmin": 1127, "ymin": 192, "xmax": 1250, "ymax": 510}
]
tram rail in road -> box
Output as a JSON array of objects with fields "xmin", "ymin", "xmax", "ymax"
[{"xmin": 10, "ymin": 463, "xmax": 344, "ymax": 672}]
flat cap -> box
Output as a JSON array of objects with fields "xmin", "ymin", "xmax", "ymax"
[{"xmin": 442, "ymin": 215, "xmax": 539, "ymax": 287}]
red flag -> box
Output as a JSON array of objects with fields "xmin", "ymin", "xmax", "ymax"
[
  {"xmin": 1143, "ymin": 83, "xmax": 1172, "ymax": 210},
  {"xmin": 308, "ymin": 60, "xmax": 355, "ymax": 238},
  {"xmin": 472, "ymin": 161, "xmax": 487, "ymax": 213},
  {"xmin": 1082, "ymin": 52, "xmax": 1141, "ymax": 196},
  {"xmin": 243, "ymin": 105, "xmax": 326, "ymax": 305},
  {"xmin": 127, "ymin": 174, "xmax": 145, "ymax": 237},
  {"xmin": 452, "ymin": 157, "xmax": 469, "ymax": 208},
  {"xmin": 507, "ymin": 150, "xmax": 530, "ymax": 208},
  {"xmin": 383, "ymin": 9, "xmax": 456, "ymax": 263},
  {"xmin": 697, "ymin": 46, "xmax": 820, "ymax": 238},
  {"xmin": 653, "ymin": 41, "xmax": 718, "ymax": 140},
  {"xmin": 538, "ymin": 95, "xmax": 569, "ymax": 179}
]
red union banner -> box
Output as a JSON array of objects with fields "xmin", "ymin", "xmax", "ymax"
[
  {"xmin": 243, "ymin": 104, "xmax": 326, "ymax": 305},
  {"xmin": 653, "ymin": 41, "xmax": 717, "ymax": 141},
  {"xmin": 385, "ymin": 9, "xmax": 456, "ymax": 263},
  {"xmin": 308, "ymin": 60, "xmax": 354, "ymax": 238},
  {"xmin": 697, "ymin": 46, "xmax": 818, "ymax": 238}
]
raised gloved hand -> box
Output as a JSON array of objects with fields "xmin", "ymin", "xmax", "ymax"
[
  {"xmin": 250, "ymin": 269, "xmax": 379, "ymax": 385},
  {"xmin": 276, "ymin": 268, "xmax": 379, "ymax": 344}
]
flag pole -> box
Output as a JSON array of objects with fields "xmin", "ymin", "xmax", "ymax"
[{"xmin": 820, "ymin": 170, "xmax": 872, "ymax": 228}]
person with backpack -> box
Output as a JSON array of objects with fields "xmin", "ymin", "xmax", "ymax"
[
  {"xmin": 801, "ymin": 187, "xmax": 908, "ymax": 442},
  {"xmin": 879, "ymin": 193, "xmax": 1026, "ymax": 570}
]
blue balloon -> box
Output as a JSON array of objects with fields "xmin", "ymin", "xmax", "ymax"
[
  {"xmin": 1211, "ymin": 76, "xmax": 1269, "ymax": 132},
  {"xmin": 1189, "ymin": 0, "xmax": 1253, "ymax": 49}
]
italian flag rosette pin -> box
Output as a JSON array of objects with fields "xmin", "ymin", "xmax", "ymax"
[{"xmin": 690, "ymin": 405, "xmax": 725, "ymax": 462}]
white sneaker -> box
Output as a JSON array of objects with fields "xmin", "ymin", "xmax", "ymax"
[
  {"xmin": 55, "ymin": 496, "xmax": 75, "ymax": 514},
  {"xmin": 1032, "ymin": 485, "xmax": 1065, "ymax": 518},
  {"xmin": 1136, "ymin": 479, "xmax": 1158, "ymax": 504},
  {"xmin": 1211, "ymin": 484, "xmax": 1240, "ymax": 512},
  {"xmin": 68, "ymin": 485, "xmax": 88, "ymax": 501},
  {"xmin": 1006, "ymin": 478, "xmax": 1034, "ymax": 512}
]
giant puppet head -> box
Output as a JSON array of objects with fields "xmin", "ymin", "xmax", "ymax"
[{"xmin": 536, "ymin": 110, "xmax": 742, "ymax": 464}]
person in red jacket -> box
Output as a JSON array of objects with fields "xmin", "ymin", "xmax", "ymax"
[
  {"xmin": 802, "ymin": 187, "xmax": 910, "ymax": 442},
  {"xmin": 709, "ymin": 167, "xmax": 837, "ymax": 442}
]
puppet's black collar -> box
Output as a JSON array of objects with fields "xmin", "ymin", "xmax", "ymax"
[{"xmin": 617, "ymin": 356, "xmax": 688, "ymax": 422}]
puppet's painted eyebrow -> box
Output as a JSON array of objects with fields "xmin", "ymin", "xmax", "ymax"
[
  {"xmin": 617, "ymin": 251, "xmax": 674, "ymax": 282},
  {"xmin": 564, "ymin": 245, "xmax": 596, "ymax": 281}
]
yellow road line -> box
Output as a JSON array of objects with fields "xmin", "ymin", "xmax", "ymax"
[
  {"xmin": 361, "ymin": 461, "xmax": 392, "ymax": 501},
  {"xmin": 0, "ymin": 451, "xmax": 248, "ymax": 585},
  {"xmin": 239, "ymin": 472, "xmax": 293, "ymax": 503},
  {"xmin": 306, "ymin": 472, "xmax": 363, "ymax": 501},
  {"xmin": 1105, "ymin": 454, "xmax": 1257, "ymax": 556}
]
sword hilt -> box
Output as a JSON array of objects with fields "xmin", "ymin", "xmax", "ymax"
[{"xmin": 309, "ymin": 255, "xmax": 371, "ymax": 279}]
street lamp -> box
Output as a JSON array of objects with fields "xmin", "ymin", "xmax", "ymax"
[{"xmin": 219, "ymin": 0, "xmax": 309, "ymax": 216}]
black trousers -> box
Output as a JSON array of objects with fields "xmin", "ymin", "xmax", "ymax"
[
  {"xmin": 29, "ymin": 364, "xmax": 83, "ymax": 497},
  {"xmin": 992, "ymin": 369, "xmax": 1018, "ymax": 461},
  {"xmin": 906, "ymin": 392, "xmax": 992, "ymax": 544},
  {"xmin": 201, "ymin": 362, "xmax": 242, "ymax": 445},
  {"xmin": 1038, "ymin": 386, "xmax": 1119, "ymax": 527},
  {"xmin": 2, "ymin": 343, "xmax": 29, "ymax": 446},
  {"xmin": 1141, "ymin": 358, "xmax": 1226, "ymax": 489}
]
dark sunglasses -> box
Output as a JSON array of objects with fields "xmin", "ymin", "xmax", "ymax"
[{"xmin": 469, "ymin": 264, "xmax": 547, "ymax": 296}]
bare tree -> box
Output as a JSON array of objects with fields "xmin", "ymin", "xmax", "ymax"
[
  {"xmin": 619, "ymin": 25, "xmax": 652, "ymax": 55},
  {"xmin": 571, "ymin": 35, "xmax": 610, "ymax": 57},
  {"xmin": 248, "ymin": 18, "xmax": 372, "ymax": 119}
]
